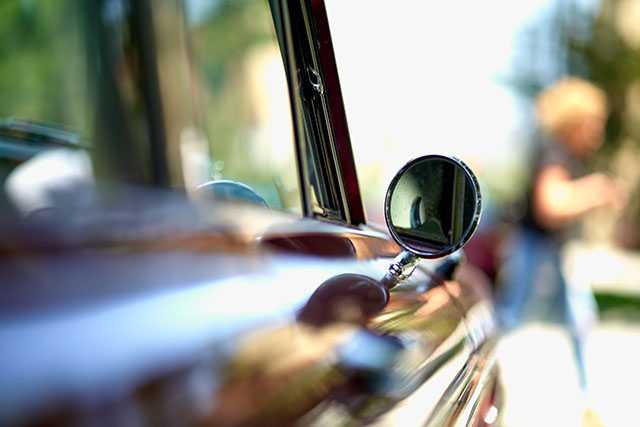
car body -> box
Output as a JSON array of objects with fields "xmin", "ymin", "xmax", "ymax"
[{"xmin": 0, "ymin": 0, "xmax": 502, "ymax": 426}]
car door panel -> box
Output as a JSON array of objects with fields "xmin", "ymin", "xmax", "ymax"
[{"xmin": 0, "ymin": 0, "xmax": 502, "ymax": 425}]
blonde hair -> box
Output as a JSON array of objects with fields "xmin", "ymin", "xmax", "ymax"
[{"xmin": 535, "ymin": 77, "xmax": 608, "ymax": 137}]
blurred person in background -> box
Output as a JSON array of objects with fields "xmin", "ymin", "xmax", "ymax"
[{"xmin": 496, "ymin": 77, "xmax": 628, "ymax": 418}]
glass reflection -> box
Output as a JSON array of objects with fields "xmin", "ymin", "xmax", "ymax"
[{"xmin": 386, "ymin": 156, "xmax": 479, "ymax": 256}]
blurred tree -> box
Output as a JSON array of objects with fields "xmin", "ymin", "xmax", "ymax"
[
  {"xmin": 0, "ymin": 0, "xmax": 88, "ymax": 132},
  {"xmin": 509, "ymin": 0, "xmax": 640, "ymax": 248}
]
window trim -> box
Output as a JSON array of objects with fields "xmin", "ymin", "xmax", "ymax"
[
  {"xmin": 310, "ymin": 0, "xmax": 366, "ymax": 225},
  {"xmin": 270, "ymin": 0, "xmax": 366, "ymax": 225}
]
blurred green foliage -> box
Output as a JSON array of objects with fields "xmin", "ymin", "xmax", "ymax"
[
  {"xmin": 189, "ymin": 0, "xmax": 272, "ymax": 89},
  {"xmin": 595, "ymin": 291, "xmax": 640, "ymax": 321},
  {"xmin": 0, "ymin": 0, "xmax": 89, "ymax": 133},
  {"xmin": 510, "ymin": 0, "xmax": 640, "ymax": 248},
  {"xmin": 569, "ymin": 1, "xmax": 640, "ymax": 159}
]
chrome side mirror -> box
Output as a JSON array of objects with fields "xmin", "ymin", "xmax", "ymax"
[{"xmin": 382, "ymin": 155, "xmax": 481, "ymax": 288}]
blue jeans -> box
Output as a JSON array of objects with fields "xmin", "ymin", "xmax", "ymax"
[{"xmin": 497, "ymin": 227, "xmax": 596, "ymax": 391}]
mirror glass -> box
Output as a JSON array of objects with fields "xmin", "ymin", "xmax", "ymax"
[{"xmin": 385, "ymin": 155, "xmax": 481, "ymax": 258}]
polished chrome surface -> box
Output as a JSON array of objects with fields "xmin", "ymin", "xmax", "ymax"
[
  {"xmin": 0, "ymin": 189, "xmax": 501, "ymax": 427},
  {"xmin": 380, "ymin": 250, "xmax": 420, "ymax": 290}
]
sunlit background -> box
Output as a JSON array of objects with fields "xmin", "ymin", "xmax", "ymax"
[
  {"xmin": 326, "ymin": 0, "xmax": 598, "ymax": 224},
  {"xmin": 325, "ymin": 0, "xmax": 640, "ymax": 426}
]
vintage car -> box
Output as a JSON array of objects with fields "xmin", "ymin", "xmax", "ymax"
[{"xmin": 0, "ymin": 0, "xmax": 501, "ymax": 426}]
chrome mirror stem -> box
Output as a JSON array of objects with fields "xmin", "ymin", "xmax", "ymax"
[{"xmin": 381, "ymin": 251, "xmax": 419, "ymax": 290}]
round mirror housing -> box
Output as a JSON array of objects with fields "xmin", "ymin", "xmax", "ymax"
[{"xmin": 384, "ymin": 155, "xmax": 481, "ymax": 259}]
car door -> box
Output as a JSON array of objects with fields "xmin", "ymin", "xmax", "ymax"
[{"xmin": 0, "ymin": 0, "xmax": 501, "ymax": 426}]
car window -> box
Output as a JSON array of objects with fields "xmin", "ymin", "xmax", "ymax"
[
  {"xmin": 0, "ymin": 0, "xmax": 303, "ymax": 216},
  {"xmin": 183, "ymin": 0, "xmax": 301, "ymax": 213}
]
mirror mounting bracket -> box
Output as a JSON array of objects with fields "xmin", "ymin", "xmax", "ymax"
[{"xmin": 381, "ymin": 251, "xmax": 420, "ymax": 290}]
